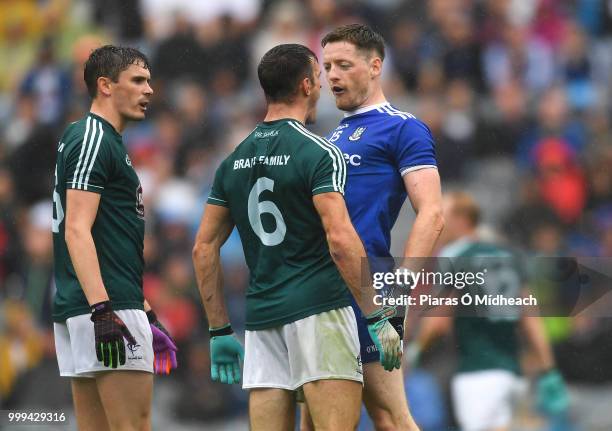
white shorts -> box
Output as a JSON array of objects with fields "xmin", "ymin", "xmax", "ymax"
[
  {"xmin": 452, "ymin": 369, "xmax": 519, "ymax": 431},
  {"xmin": 243, "ymin": 306, "xmax": 362, "ymax": 390},
  {"xmin": 54, "ymin": 309, "xmax": 153, "ymax": 378}
]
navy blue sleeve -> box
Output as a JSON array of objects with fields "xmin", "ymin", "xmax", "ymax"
[{"xmin": 392, "ymin": 118, "xmax": 437, "ymax": 175}]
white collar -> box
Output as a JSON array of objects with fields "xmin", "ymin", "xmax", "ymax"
[{"xmin": 343, "ymin": 101, "xmax": 389, "ymax": 118}]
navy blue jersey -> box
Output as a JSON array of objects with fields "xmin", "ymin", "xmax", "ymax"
[{"xmin": 328, "ymin": 102, "xmax": 437, "ymax": 263}]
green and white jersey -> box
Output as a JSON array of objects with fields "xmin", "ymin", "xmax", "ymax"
[
  {"xmin": 208, "ymin": 118, "xmax": 351, "ymax": 330},
  {"xmin": 52, "ymin": 113, "xmax": 145, "ymax": 322},
  {"xmin": 439, "ymin": 238, "xmax": 525, "ymax": 374}
]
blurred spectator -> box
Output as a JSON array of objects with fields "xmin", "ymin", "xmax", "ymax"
[
  {"xmin": 476, "ymin": 79, "xmax": 530, "ymax": 157},
  {"xmin": 18, "ymin": 201, "xmax": 55, "ymax": 326},
  {"xmin": 517, "ymin": 86, "xmax": 587, "ymax": 167},
  {"xmin": 436, "ymin": 79, "xmax": 481, "ymax": 180},
  {"xmin": 0, "ymin": 165, "xmax": 20, "ymax": 288},
  {"xmin": 533, "ymin": 138, "xmax": 587, "ymax": 225},
  {"xmin": 19, "ymin": 36, "xmax": 71, "ymax": 127},
  {"xmin": 438, "ymin": 12, "xmax": 483, "ymax": 89},
  {"xmin": 8, "ymin": 121, "xmax": 57, "ymax": 206},
  {"xmin": 92, "ymin": 0, "xmax": 144, "ymax": 43},
  {"xmin": 559, "ymin": 20, "xmax": 596, "ymax": 111},
  {"xmin": 153, "ymin": 15, "xmax": 205, "ymax": 85},
  {"xmin": 0, "ymin": 300, "xmax": 44, "ymax": 407},
  {"xmin": 483, "ymin": 22, "xmax": 554, "ymax": 93},
  {"xmin": 390, "ymin": 18, "xmax": 424, "ymax": 92}
]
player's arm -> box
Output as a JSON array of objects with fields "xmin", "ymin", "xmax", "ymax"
[
  {"xmin": 65, "ymin": 189, "xmax": 109, "ymax": 304},
  {"xmin": 402, "ymin": 168, "xmax": 444, "ymax": 266},
  {"xmin": 313, "ymin": 192, "xmax": 378, "ymax": 315},
  {"xmin": 65, "ymin": 189, "xmax": 136, "ymax": 368},
  {"xmin": 520, "ymin": 313, "xmax": 555, "ymax": 371},
  {"xmin": 519, "ymin": 289, "xmax": 569, "ymax": 415},
  {"xmin": 314, "ymin": 192, "xmax": 402, "ymax": 371},
  {"xmin": 192, "ymin": 204, "xmax": 234, "ymax": 327},
  {"xmin": 192, "ymin": 203, "xmax": 244, "ymax": 384}
]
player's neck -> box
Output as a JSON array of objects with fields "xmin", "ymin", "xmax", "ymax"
[
  {"xmin": 264, "ymin": 102, "xmax": 308, "ymax": 124},
  {"xmin": 354, "ymin": 88, "xmax": 386, "ymax": 111},
  {"xmin": 89, "ymin": 101, "xmax": 126, "ymax": 133}
]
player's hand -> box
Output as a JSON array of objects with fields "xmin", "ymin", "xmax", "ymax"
[
  {"xmin": 365, "ymin": 307, "xmax": 402, "ymax": 371},
  {"xmin": 536, "ymin": 369, "xmax": 569, "ymax": 416},
  {"xmin": 90, "ymin": 301, "xmax": 137, "ymax": 368},
  {"xmin": 147, "ymin": 310, "xmax": 178, "ymax": 375},
  {"xmin": 209, "ymin": 324, "xmax": 244, "ymax": 384}
]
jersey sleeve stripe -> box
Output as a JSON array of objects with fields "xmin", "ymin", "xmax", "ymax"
[
  {"xmin": 71, "ymin": 116, "xmax": 91, "ymax": 188},
  {"xmin": 380, "ymin": 104, "xmax": 408, "ymax": 120},
  {"xmin": 386, "ymin": 105, "xmax": 416, "ymax": 119},
  {"xmin": 83, "ymin": 121, "xmax": 104, "ymax": 191},
  {"xmin": 312, "ymin": 184, "xmax": 334, "ymax": 192},
  {"xmin": 67, "ymin": 182, "xmax": 104, "ymax": 189},
  {"xmin": 288, "ymin": 121, "xmax": 341, "ymax": 193},
  {"xmin": 77, "ymin": 118, "xmax": 99, "ymax": 189},
  {"xmin": 290, "ymin": 121, "xmax": 346, "ymax": 194},
  {"xmin": 208, "ymin": 197, "xmax": 227, "ymax": 203},
  {"xmin": 400, "ymin": 165, "xmax": 438, "ymax": 176},
  {"xmin": 291, "ymin": 121, "xmax": 346, "ymax": 193}
]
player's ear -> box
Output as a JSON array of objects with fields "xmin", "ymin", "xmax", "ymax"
[
  {"xmin": 369, "ymin": 57, "xmax": 382, "ymax": 79},
  {"xmin": 301, "ymin": 77, "xmax": 312, "ymax": 97},
  {"xmin": 97, "ymin": 76, "xmax": 113, "ymax": 97}
]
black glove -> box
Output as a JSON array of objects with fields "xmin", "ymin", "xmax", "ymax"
[
  {"xmin": 389, "ymin": 315, "xmax": 405, "ymax": 340},
  {"xmin": 90, "ymin": 301, "xmax": 136, "ymax": 368}
]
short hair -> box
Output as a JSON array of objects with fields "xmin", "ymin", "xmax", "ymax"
[
  {"xmin": 321, "ymin": 23, "xmax": 385, "ymax": 60},
  {"xmin": 257, "ymin": 44, "xmax": 317, "ymax": 104},
  {"xmin": 448, "ymin": 191, "xmax": 480, "ymax": 227},
  {"xmin": 84, "ymin": 45, "xmax": 150, "ymax": 99}
]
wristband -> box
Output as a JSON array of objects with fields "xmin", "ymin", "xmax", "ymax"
[
  {"xmin": 90, "ymin": 300, "xmax": 112, "ymax": 317},
  {"xmin": 209, "ymin": 323, "xmax": 234, "ymax": 337}
]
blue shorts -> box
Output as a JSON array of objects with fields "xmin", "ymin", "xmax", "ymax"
[{"xmin": 351, "ymin": 297, "xmax": 405, "ymax": 364}]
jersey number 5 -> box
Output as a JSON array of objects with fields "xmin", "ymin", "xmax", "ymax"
[{"xmin": 248, "ymin": 177, "xmax": 286, "ymax": 246}]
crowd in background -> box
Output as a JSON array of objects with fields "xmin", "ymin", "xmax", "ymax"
[{"xmin": 1, "ymin": 0, "xmax": 612, "ymax": 429}]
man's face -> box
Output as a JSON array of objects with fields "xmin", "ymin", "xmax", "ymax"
[
  {"xmin": 305, "ymin": 58, "xmax": 321, "ymax": 124},
  {"xmin": 323, "ymin": 41, "xmax": 374, "ymax": 111},
  {"xmin": 111, "ymin": 63, "xmax": 153, "ymax": 121}
]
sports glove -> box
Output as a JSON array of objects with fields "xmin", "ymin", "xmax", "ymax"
[
  {"xmin": 209, "ymin": 324, "xmax": 244, "ymax": 384},
  {"xmin": 147, "ymin": 310, "xmax": 178, "ymax": 375},
  {"xmin": 90, "ymin": 301, "xmax": 137, "ymax": 368},
  {"xmin": 536, "ymin": 369, "xmax": 569, "ymax": 416},
  {"xmin": 365, "ymin": 307, "xmax": 402, "ymax": 371}
]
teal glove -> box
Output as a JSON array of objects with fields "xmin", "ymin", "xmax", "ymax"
[
  {"xmin": 536, "ymin": 369, "xmax": 569, "ymax": 416},
  {"xmin": 366, "ymin": 307, "xmax": 402, "ymax": 371},
  {"xmin": 209, "ymin": 324, "xmax": 244, "ymax": 384}
]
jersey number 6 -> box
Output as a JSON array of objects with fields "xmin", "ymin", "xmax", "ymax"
[{"xmin": 248, "ymin": 177, "xmax": 286, "ymax": 246}]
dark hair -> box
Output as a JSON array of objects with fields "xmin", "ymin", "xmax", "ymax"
[
  {"xmin": 84, "ymin": 45, "xmax": 150, "ymax": 98},
  {"xmin": 321, "ymin": 24, "xmax": 385, "ymax": 60},
  {"xmin": 257, "ymin": 44, "xmax": 317, "ymax": 104}
]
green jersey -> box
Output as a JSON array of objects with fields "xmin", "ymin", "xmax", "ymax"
[
  {"xmin": 208, "ymin": 118, "xmax": 351, "ymax": 330},
  {"xmin": 439, "ymin": 239, "xmax": 525, "ymax": 374},
  {"xmin": 52, "ymin": 113, "xmax": 145, "ymax": 322}
]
